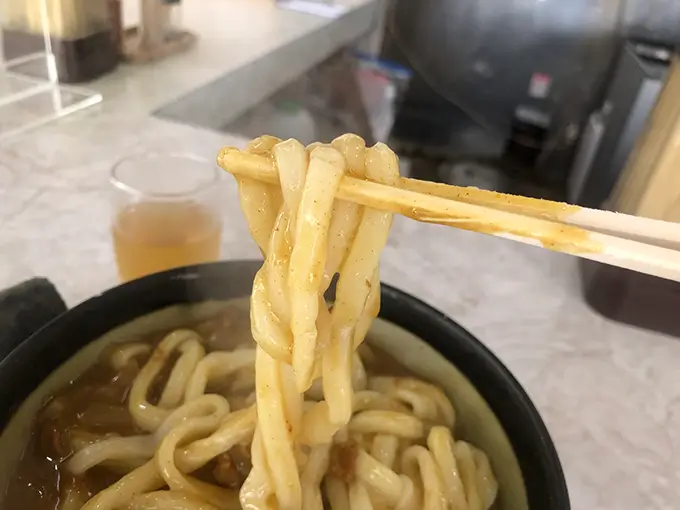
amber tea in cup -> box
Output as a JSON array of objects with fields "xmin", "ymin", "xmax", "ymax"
[{"xmin": 110, "ymin": 154, "xmax": 222, "ymax": 281}]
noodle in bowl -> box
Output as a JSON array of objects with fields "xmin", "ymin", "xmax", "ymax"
[
  {"xmin": 0, "ymin": 135, "xmax": 568, "ymax": 510},
  {"xmin": 0, "ymin": 263, "xmax": 568, "ymax": 510}
]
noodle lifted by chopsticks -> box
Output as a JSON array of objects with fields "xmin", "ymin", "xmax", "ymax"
[{"xmin": 233, "ymin": 134, "xmax": 498, "ymax": 510}]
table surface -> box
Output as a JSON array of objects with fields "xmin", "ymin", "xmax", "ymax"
[{"xmin": 1, "ymin": 1, "xmax": 680, "ymax": 508}]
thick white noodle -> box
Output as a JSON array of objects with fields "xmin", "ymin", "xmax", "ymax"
[
  {"xmin": 255, "ymin": 345, "xmax": 301, "ymax": 509},
  {"xmin": 355, "ymin": 449, "xmax": 402, "ymax": 505},
  {"xmin": 109, "ymin": 343, "xmax": 151, "ymax": 371},
  {"xmin": 129, "ymin": 330, "xmax": 205, "ymax": 432},
  {"xmin": 301, "ymin": 443, "xmax": 331, "ymax": 510},
  {"xmin": 289, "ymin": 146, "xmax": 345, "ymax": 390},
  {"xmin": 323, "ymin": 143, "xmax": 399, "ymax": 425},
  {"xmin": 67, "ymin": 436, "xmax": 155, "ymax": 475},
  {"xmin": 126, "ymin": 490, "xmax": 219, "ymax": 510},
  {"xmin": 184, "ymin": 350, "xmax": 256, "ymax": 402},
  {"xmin": 427, "ymin": 426, "xmax": 468, "ymax": 510},
  {"xmin": 155, "ymin": 397, "xmax": 238, "ymax": 509}
]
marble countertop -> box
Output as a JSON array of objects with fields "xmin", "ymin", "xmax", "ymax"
[{"xmin": 1, "ymin": 2, "xmax": 680, "ymax": 508}]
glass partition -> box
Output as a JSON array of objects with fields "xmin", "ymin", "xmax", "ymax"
[{"xmin": 0, "ymin": 0, "xmax": 102, "ymax": 142}]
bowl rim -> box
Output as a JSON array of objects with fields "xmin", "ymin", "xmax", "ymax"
[{"xmin": 0, "ymin": 260, "xmax": 569, "ymax": 510}]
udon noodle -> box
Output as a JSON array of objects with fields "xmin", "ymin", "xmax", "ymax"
[{"xmin": 3, "ymin": 135, "xmax": 499, "ymax": 510}]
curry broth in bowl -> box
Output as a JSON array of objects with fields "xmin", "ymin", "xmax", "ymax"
[{"xmin": 0, "ymin": 299, "xmax": 525, "ymax": 510}]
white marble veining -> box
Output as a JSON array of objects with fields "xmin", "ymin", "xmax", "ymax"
[{"xmin": 1, "ymin": 2, "xmax": 680, "ymax": 509}]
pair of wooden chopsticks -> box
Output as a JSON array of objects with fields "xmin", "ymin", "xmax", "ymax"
[{"xmin": 218, "ymin": 147, "xmax": 680, "ymax": 283}]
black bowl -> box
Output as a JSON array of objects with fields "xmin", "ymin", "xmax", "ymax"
[{"xmin": 0, "ymin": 261, "xmax": 569, "ymax": 510}]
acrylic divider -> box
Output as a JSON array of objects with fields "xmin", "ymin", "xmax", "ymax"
[{"xmin": 0, "ymin": 0, "xmax": 102, "ymax": 142}]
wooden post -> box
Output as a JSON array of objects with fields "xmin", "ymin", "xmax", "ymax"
[{"xmin": 612, "ymin": 57, "xmax": 680, "ymax": 221}]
